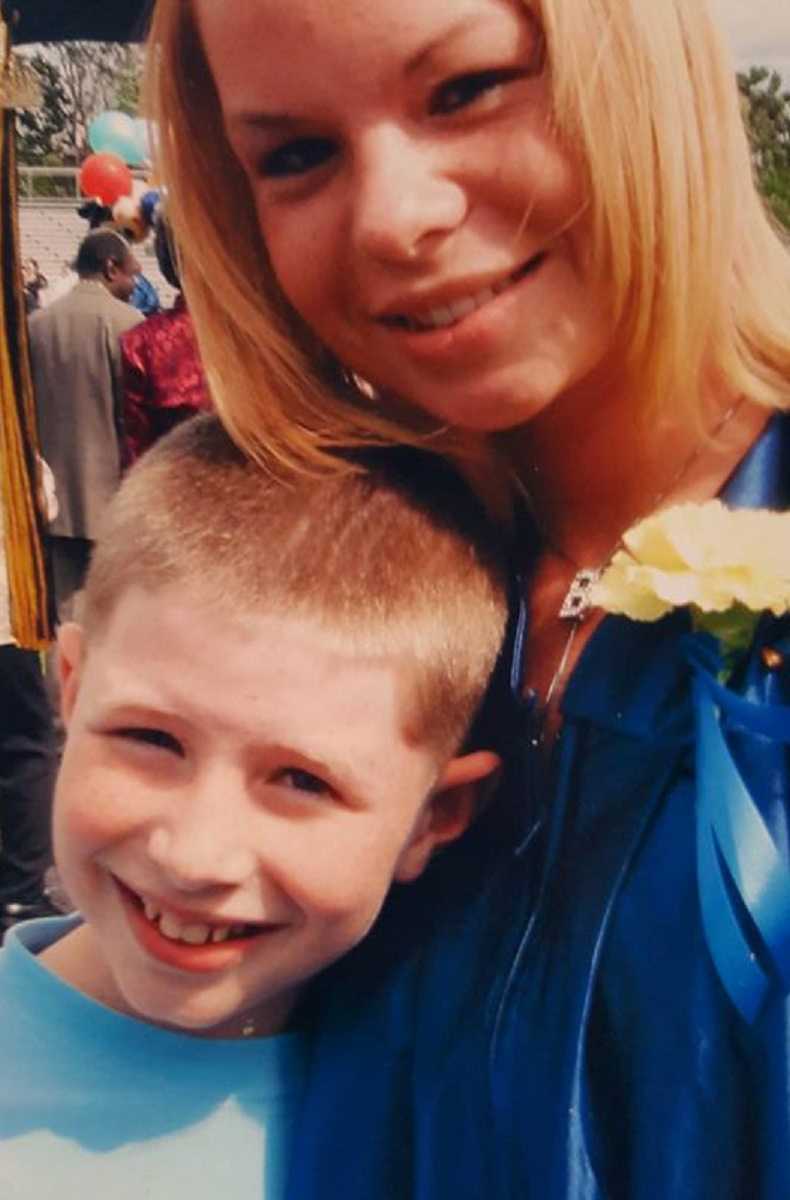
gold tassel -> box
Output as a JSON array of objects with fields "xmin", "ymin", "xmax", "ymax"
[{"xmin": 0, "ymin": 16, "xmax": 51, "ymax": 649}]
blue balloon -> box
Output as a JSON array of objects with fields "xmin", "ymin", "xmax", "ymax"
[
  {"xmin": 140, "ymin": 189, "xmax": 161, "ymax": 225},
  {"xmin": 87, "ymin": 110, "xmax": 139, "ymax": 165}
]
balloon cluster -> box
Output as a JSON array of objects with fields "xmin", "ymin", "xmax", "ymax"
[
  {"xmin": 78, "ymin": 111, "xmax": 160, "ymax": 243},
  {"xmin": 88, "ymin": 111, "xmax": 150, "ymax": 166}
]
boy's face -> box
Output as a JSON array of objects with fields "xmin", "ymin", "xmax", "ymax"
[{"xmin": 53, "ymin": 585, "xmax": 494, "ymax": 1037}]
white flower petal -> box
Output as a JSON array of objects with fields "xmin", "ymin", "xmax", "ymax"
[{"xmin": 595, "ymin": 502, "xmax": 790, "ymax": 625}]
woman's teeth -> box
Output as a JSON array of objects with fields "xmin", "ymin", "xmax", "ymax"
[
  {"xmin": 389, "ymin": 255, "xmax": 545, "ymax": 333},
  {"xmin": 141, "ymin": 897, "xmax": 249, "ymax": 945},
  {"xmin": 420, "ymin": 285, "xmax": 506, "ymax": 331}
]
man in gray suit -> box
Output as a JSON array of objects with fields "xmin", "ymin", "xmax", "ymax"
[{"xmin": 29, "ymin": 230, "xmax": 143, "ymax": 620}]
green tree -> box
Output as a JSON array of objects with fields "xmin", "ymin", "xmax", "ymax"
[
  {"xmin": 761, "ymin": 168, "xmax": 790, "ymax": 230},
  {"xmin": 15, "ymin": 53, "xmax": 68, "ymax": 164},
  {"xmin": 113, "ymin": 47, "xmax": 144, "ymax": 117},
  {"xmin": 15, "ymin": 42, "xmax": 144, "ymax": 166},
  {"xmin": 737, "ymin": 65, "xmax": 790, "ymax": 229}
]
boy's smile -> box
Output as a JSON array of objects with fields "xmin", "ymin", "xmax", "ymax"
[
  {"xmin": 115, "ymin": 876, "xmax": 286, "ymax": 972},
  {"xmin": 46, "ymin": 584, "xmax": 485, "ymax": 1037}
]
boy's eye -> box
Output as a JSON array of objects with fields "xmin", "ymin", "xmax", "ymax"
[
  {"xmin": 259, "ymin": 136, "xmax": 336, "ymax": 179},
  {"xmin": 429, "ymin": 67, "xmax": 531, "ymax": 116},
  {"xmin": 273, "ymin": 767, "xmax": 332, "ymax": 797},
  {"xmin": 113, "ymin": 727, "xmax": 184, "ymax": 756}
]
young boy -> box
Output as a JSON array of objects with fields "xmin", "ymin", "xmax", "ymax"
[{"xmin": 0, "ymin": 415, "xmax": 509, "ymax": 1199}]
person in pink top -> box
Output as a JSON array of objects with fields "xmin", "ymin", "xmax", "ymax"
[{"xmin": 120, "ymin": 219, "xmax": 211, "ymax": 465}]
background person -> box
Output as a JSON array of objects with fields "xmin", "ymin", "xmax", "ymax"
[
  {"xmin": 21, "ymin": 258, "xmax": 46, "ymax": 315},
  {"xmin": 148, "ymin": 0, "xmax": 790, "ymax": 1196},
  {"xmin": 121, "ymin": 216, "xmax": 211, "ymax": 465},
  {"xmin": 0, "ymin": 80, "xmax": 62, "ymax": 937},
  {"xmin": 78, "ymin": 198, "xmax": 161, "ymax": 317},
  {"xmin": 0, "ymin": 458, "xmax": 60, "ymax": 936},
  {"xmin": 128, "ymin": 271, "xmax": 160, "ymax": 317},
  {"xmin": 29, "ymin": 229, "xmax": 142, "ymax": 622}
]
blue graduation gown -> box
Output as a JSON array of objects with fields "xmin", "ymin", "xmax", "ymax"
[{"xmin": 286, "ymin": 414, "xmax": 790, "ymax": 1200}]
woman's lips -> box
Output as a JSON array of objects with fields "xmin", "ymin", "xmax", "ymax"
[
  {"xmin": 378, "ymin": 253, "xmax": 547, "ymax": 334},
  {"xmin": 374, "ymin": 252, "xmax": 549, "ymax": 364}
]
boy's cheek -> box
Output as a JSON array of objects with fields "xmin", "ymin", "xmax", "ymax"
[
  {"xmin": 292, "ymin": 861, "xmax": 401, "ymax": 947},
  {"xmin": 288, "ymin": 871, "xmax": 376, "ymax": 923},
  {"xmin": 297, "ymin": 897, "xmax": 385, "ymax": 967},
  {"xmin": 53, "ymin": 763, "xmax": 138, "ymax": 851}
]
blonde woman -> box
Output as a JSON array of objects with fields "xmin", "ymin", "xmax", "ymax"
[{"xmin": 147, "ymin": 0, "xmax": 790, "ymax": 1195}]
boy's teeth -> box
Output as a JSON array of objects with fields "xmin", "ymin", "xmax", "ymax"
[
  {"xmin": 155, "ymin": 910, "xmax": 213, "ymax": 945},
  {"xmin": 180, "ymin": 923, "xmax": 213, "ymax": 945},
  {"xmin": 158, "ymin": 911, "xmax": 185, "ymax": 940},
  {"xmin": 138, "ymin": 892, "xmax": 254, "ymax": 945}
]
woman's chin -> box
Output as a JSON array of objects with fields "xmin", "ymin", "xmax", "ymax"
[{"xmin": 404, "ymin": 382, "xmax": 562, "ymax": 435}]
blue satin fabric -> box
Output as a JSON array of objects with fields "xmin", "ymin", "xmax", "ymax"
[
  {"xmin": 690, "ymin": 634, "xmax": 790, "ymax": 1022},
  {"xmin": 285, "ymin": 414, "xmax": 790, "ymax": 1200}
]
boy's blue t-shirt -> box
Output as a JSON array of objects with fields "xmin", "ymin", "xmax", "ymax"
[{"xmin": 0, "ymin": 915, "xmax": 306, "ymax": 1200}]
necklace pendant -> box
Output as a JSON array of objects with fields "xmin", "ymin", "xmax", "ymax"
[
  {"xmin": 241, "ymin": 1019, "xmax": 256, "ymax": 1038},
  {"xmin": 559, "ymin": 567, "xmax": 600, "ymax": 621}
]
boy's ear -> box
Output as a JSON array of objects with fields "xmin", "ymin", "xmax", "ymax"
[
  {"xmin": 394, "ymin": 749, "xmax": 501, "ymax": 884},
  {"xmin": 57, "ymin": 622, "xmax": 85, "ymax": 727}
]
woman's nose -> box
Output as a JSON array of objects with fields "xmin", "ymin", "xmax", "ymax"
[
  {"xmin": 146, "ymin": 773, "xmax": 256, "ymax": 892},
  {"xmin": 351, "ymin": 126, "xmax": 467, "ymax": 265}
]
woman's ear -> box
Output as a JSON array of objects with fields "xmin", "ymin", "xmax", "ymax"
[
  {"xmin": 394, "ymin": 749, "xmax": 501, "ymax": 883},
  {"xmin": 57, "ymin": 622, "xmax": 85, "ymax": 727}
]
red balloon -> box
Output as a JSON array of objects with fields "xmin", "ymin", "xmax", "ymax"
[{"xmin": 78, "ymin": 153, "xmax": 133, "ymax": 207}]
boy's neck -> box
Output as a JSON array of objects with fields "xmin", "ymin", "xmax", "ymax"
[{"xmin": 37, "ymin": 922, "xmax": 299, "ymax": 1039}]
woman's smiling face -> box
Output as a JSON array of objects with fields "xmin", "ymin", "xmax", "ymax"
[{"xmin": 196, "ymin": 0, "xmax": 613, "ymax": 432}]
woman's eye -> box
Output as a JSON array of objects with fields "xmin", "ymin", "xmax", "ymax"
[
  {"xmin": 259, "ymin": 136, "xmax": 336, "ymax": 179},
  {"xmin": 273, "ymin": 767, "xmax": 332, "ymax": 797},
  {"xmin": 429, "ymin": 68, "xmax": 529, "ymax": 116},
  {"xmin": 113, "ymin": 727, "xmax": 183, "ymax": 756}
]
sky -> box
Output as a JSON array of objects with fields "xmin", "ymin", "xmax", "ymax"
[{"xmin": 712, "ymin": 0, "xmax": 790, "ymax": 83}]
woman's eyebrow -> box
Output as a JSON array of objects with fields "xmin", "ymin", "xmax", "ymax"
[
  {"xmin": 230, "ymin": 111, "xmax": 300, "ymax": 135},
  {"xmin": 229, "ymin": 13, "xmax": 526, "ymax": 136},
  {"xmin": 404, "ymin": 18, "xmax": 480, "ymax": 75},
  {"xmin": 404, "ymin": 13, "xmax": 517, "ymax": 75}
]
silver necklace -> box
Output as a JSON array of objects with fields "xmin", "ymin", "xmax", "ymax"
[{"xmin": 517, "ymin": 398, "xmax": 743, "ymax": 720}]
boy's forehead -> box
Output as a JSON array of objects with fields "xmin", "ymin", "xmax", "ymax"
[{"xmin": 78, "ymin": 582, "xmax": 439, "ymax": 793}]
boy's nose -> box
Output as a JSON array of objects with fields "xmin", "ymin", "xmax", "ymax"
[
  {"xmin": 146, "ymin": 777, "xmax": 256, "ymax": 891},
  {"xmin": 352, "ymin": 127, "xmax": 467, "ymax": 266}
]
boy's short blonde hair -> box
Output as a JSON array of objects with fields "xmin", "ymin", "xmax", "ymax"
[
  {"xmin": 145, "ymin": 0, "xmax": 790, "ymax": 477},
  {"xmin": 83, "ymin": 417, "xmax": 510, "ymax": 761}
]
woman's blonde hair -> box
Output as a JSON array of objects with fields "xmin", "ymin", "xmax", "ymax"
[{"xmin": 145, "ymin": 0, "xmax": 790, "ymax": 473}]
